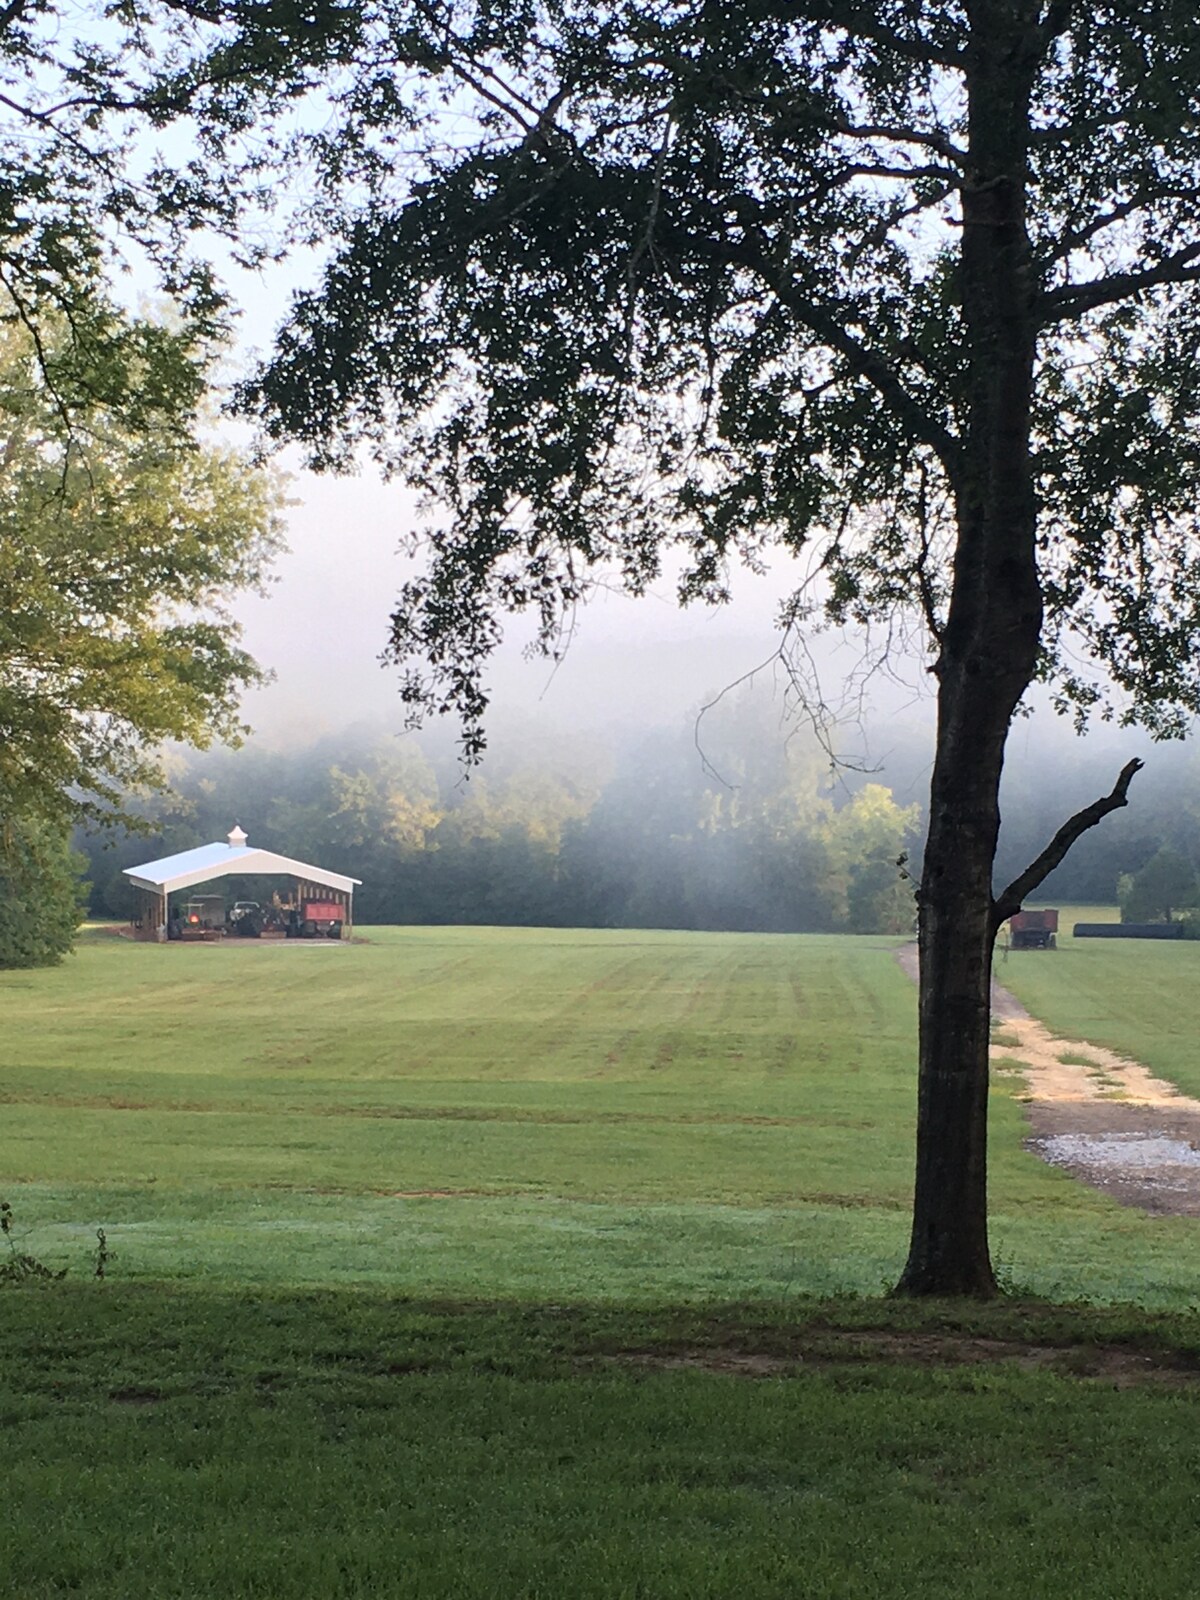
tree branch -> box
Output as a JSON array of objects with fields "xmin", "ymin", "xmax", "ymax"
[
  {"xmin": 1042, "ymin": 189, "xmax": 1199, "ymax": 265},
  {"xmin": 1041, "ymin": 246, "xmax": 1200, "ymax": 323},
  {"xmin": 811, "ymin": 3, "xmax": 964, "ymax": 66},
  {"xmin": 821, "ymin": 118, "xmax": 967, "ymax": 165},
  {"xmin": 686, "ymin": 228, "xmax": 963, "ymax": 483},
  {"xmin": 991, "ymin": 758, "xmax": 1143, "ymax": 932},
  {"xmin": 774, "ymin": 282, "xmax": 963, "ymax": 483},
  {"xmin": 829, "ymin": 160, "xmax": 960, "ymax": 184},
  {"xmin": 1029, "ymin": 109, "xmax": 1129, "ymax": 145}
]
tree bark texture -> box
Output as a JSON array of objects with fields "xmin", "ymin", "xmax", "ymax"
[{"xmin": 896, "ymin": 2, "xmax": 1044, "ymax": 1295}]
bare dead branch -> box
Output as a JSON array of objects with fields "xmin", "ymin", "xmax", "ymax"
[
  {"xmin": 991, "ymin": 757, "xmax": 1143, "ymax": 932},
  {"xmin": 693, "ymin": 628, "xmax": 886, "ymax": 791}
]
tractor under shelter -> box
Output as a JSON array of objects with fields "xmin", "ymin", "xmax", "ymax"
[{"xmin": 123, "ymin": 825, "xmax": 361, "ymax": 942}]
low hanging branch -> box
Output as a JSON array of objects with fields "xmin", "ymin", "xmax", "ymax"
[{"xmin": 991, "ymin": 757, "xmax": 1144, "ymax": 933}]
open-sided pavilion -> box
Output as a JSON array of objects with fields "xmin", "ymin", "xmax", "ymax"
[{"xmin": 123, "ymin": 825, "xmax": 361, "ymax": 941}]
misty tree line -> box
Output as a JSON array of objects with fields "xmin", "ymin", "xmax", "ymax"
[
  {"xmin": 81, "ymin": 696, "xmax": 918, "ymax": 935},
  {"xmin": 75, "ymin": 696, "xmax": 1200, "ymax": 937}
]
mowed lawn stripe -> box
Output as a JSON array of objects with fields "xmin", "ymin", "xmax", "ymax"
[
  {"xmin": 11, "ymin": 924, "xmax": 1200, "ymax": 1303},
  {"xmin": 1, "ymin": 1099, "xmax": 916, "ymax": 1204},
  {"xmin": 4, "ymin": 927, "xmax": 917, "ymax": 1115},
  {"xmin": 4, "ymin": 929, "xmax": 917, "ymax": 1209}
]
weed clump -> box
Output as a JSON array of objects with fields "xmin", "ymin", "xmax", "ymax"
[{"xmin": 0, "ymin": 1200, "xmax": 68, "ymax": 1284}]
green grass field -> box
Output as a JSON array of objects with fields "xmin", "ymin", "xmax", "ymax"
[
  {"xmin": 5, "ymin": 923, "xmax": 1200, "ymax": 1303},
  {"xmin": 6, "ymin": 923, "xmax": 1200, "ymax": 1597},
  {"xmin": 1002, "ymin": 906, "xmax": 1200, "ymax": 1097}
]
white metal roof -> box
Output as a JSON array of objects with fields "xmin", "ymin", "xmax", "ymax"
[{"xmin": 124, "ymin": 830, "xmax": 361, "ymax": 897}]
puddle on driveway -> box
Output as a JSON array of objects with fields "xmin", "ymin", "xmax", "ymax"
[{"xmin": 1033, "ymin": 1132, "xmax": 1200, "ymax": 1186}]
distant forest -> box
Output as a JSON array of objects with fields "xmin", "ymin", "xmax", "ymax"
[{"xmin": 77, "ymin": 691, "xmax": 1200, "ymax": 934}]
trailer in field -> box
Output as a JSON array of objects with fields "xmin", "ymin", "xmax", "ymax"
[{"xmin": 1008, "ymin": 908, "xmax": 1058, "ymax": 950}]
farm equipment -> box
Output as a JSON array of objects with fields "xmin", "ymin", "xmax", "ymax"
[
  {"xmin": 173, "ymin": 894, "xmax": 226, "ymax": 941},
  {"xmin": 1009, "ymin": 908, "xmax": 1058, "ymax": 950},
  {"xmin": 289, "ymin": 899, "xmax": 345, "ymax": 939},
  {"xmin": 227, "ymin": 900, "xmax": 263, "ymax": 937}
]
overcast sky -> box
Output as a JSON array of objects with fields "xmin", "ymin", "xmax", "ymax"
[
  {"xmin": 222, "ymin": 271, "xmax": 937, "ymax": 754},
  {"xmin": 213, "ymin": 244, "xmax": 1145, "ymax": 793},
  {"xmin": 228, "ymin": 443, "xmax": 952, "ymax": 780}
]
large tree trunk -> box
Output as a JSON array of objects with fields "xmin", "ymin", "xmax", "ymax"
[
  {"xmin": 895, "ymin": 2, "xmax": 1044, "ymax": 1295},
  {"xmin": 896, "ymin": 671, "xmax": 1014, "ymax": 1296}
]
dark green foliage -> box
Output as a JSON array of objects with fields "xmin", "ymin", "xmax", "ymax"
[
  {"xmin": 1118, "ymin": 848, "xmax": 1199, "ymax": 924},
  {"xmin": 0, "ymin": 813, "xmax": 87, "ymax": 969}
]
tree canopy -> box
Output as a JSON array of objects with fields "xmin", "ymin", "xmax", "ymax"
[
  {"xmin": 0, "ymin": 0, "xmax": 355, "ymax": 346},
  {"xmin": 228, "ymin": 0, "xmax": 1200, "ymax": 745},
  {"xmin": 0, "ymin": 300, "xmax": 284, "ymax": 828},
  {"xmin": 0, "ymin": 2, "xmax": 297, "ymax": 963}
]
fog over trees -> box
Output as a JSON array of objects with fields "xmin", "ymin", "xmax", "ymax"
[
  {"xmin": 78, "ymin": 691, "xmax": 1200, "ymax": 938},
  {"xmin": 82, "ymin": 690, "xmax": 914, "ymax": 935}
]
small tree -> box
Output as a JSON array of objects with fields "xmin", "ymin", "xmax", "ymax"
[
  {"xmin": 0, "ymin": 814, "xmax": 88, "ymax": 969},
  {"xmin": 820, "ymin": 787, "xmax": 919, "ymax": 935},
  {"xmin": 1118, "ymin": 850, "xmax": 1198, "ymax": 925}
]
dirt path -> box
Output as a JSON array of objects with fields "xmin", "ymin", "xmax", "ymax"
[{"xmin": 896, "ymin": 943, "xmax": 1200, "ymax": 1215}]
